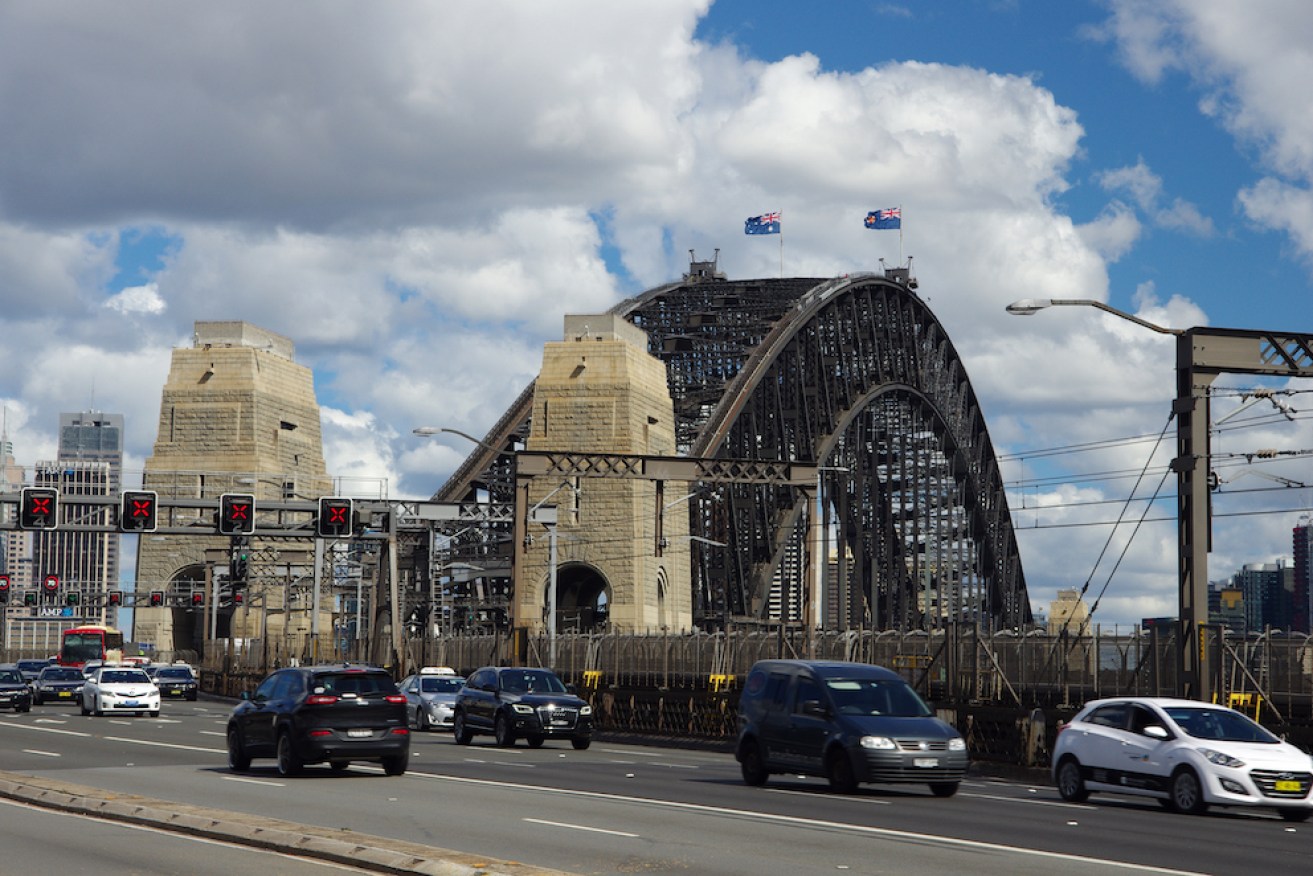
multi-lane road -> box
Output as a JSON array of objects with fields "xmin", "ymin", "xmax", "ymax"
[{"xmin": 1, "ymin": 697, "xmax": 1309, "ymax": 875}]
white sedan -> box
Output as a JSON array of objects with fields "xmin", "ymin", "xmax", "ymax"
[
  {"xmin": 1053, "ymin": 696, "xmax": 1313, "ymax": 820},
  {"xmin": 81, "ymin": 666, "xmax": 161, "ymax": 718}
]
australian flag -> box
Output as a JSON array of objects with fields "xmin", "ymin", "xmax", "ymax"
[
  {"xmin": 745, "ymin": 211, "xmax": 781, "ymax": 235},
  {"xmin": 864, "ymin": 208, "xmax": 901, "ymax": 230}
]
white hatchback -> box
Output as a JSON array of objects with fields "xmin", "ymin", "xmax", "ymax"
[
  {"xmin": 81, "ymin": 666, "xmax": 161, "ymax": 718},
  {"xmin": 1053, "ymin": 696, "xmax": 1313, "ymax": 821}
]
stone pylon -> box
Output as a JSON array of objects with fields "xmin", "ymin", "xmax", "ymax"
[
  {"xmin": 514, "ymin": 314, "xmax": 692, "ymax": 635},
  {"xmin": 132, "ymin": 321, "xmax": 333, "ymax": 659}
]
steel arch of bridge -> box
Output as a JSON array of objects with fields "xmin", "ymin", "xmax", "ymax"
[{"xmin": 438, "ymin": 268, "xmax": 1030, "ymax": 632}]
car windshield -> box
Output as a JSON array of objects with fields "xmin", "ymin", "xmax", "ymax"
[
  {"xmin": 1165, "ymin": 706, "xmax": 1280, "ymax": 743},
  {"xmin": 156, "ymin": 669, "xmax": 193, "ymax": 680},
  {"xmin": 101, "ymin": 670, "xmax": 150, "ymax": 684},
  {"xmin": 825, "ymin": 678, "xmax": 933, "ymax": 718},
  {"xmin": 0, "ymin": 670, "xmax": 22, "ymax": 684},
  {"xmin": 499, "ymin": 670, "xmax": 567, "ymax": 694},
  {"xmin": 41, "ymin": 668, "xmax": 82, "ymax": 681},
  {"xmin": 18, "ymin": 661, "xmax": 47, "ymax": 671},
  {"xmin": 420, "ymin": 677, "xmax": 463, "ymax": 694}
]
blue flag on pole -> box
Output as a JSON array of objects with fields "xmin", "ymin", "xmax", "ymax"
[
  {"xmin": 864, "ymin": 207, "xmax": 901, "ymax": 230},
  {"xmin": 745, "ymin": 212, "xmax": 781, "ymax": 235}
]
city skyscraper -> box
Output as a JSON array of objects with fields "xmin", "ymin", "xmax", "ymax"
[
  {"xmin": 1294, "ymin": 516, "xmax": 1312, "ymax": 633},
  {"xmin": 32, "ymin": 412, "xmax": 125, "ymax": 628}
]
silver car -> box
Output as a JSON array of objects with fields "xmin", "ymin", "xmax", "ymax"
[{"xmin": 399, "ymin": 669, "xmax": 465, "ymax": 731}]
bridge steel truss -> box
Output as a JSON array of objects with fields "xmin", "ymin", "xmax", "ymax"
[{"xmin": 438, "ymin": 271, "xmax": 1031, "ymax": 633}]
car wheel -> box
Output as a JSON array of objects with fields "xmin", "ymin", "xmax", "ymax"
[
  {"xmin": 571, "ymin": 737, "xmax": 591, "ymax": 751},
  {"xmin": 227, "ymin": 728, "xmax": 251, "ymax": 772},
  {"xmin": 1169, "ymin": 767, "xmax": 1208, "ymax": 814},
  {"xmin": 1055, "ymin": 758, "xmax": 1090, "ymax": 803},
  {"xmin": 739, "ymin": 740, "xmax": 769, "ymax": 787},
  {"xmin": 527, "ymin": 735, "xmax": 545, "ymax": 748},
  {"xmin": 1278, "ymin": 808, "xmax": 1312, "ymax": 822},
  {"xmin": 929, "ymin": 782, "xmax": 959, "ymax": 797},
  {"xmin": 149, "ymin": 709, "xmax": 160, "ymax": 718},
  {"xmin": 382, "ymin": 754, "xmax": 408, "ymax": 776},
  {"xmin": 80, "ymin": 699, "xmax": 90, "ymax": 717},
  {"xmin": 32, "ymin": 695, "xmax": 41, "ymax": 706},
  {"xmin": 452, "ymin": 712, "xmax": 473, "ymax": 745},
  {"xmin": 187, "ymin": 693, "xmax": 197, "ymax": 702},
  {"xmin": 93, "ymin": 699, "xmax": 104, "ymax": 718},
  {"xmin": 329, "ymin": 760, "xmax": 350, "ymax": 772},
  {"xmin": 276, "ymin": 731, "xmax": 303, "ymax": 777},
  {"xmin": 826, "ymin": 748, "xmax": 858, "ymax": 794},
  {"xmin": 416, "ymin": 710, "xmax": 429, "ymax": 732},
  {"xmin": 18, "ymin": 705, "xmax": 30, "ymax": 714},
  {"xmin": 494, "ymin": 713, "xmax": 516, "ymax": 748}
]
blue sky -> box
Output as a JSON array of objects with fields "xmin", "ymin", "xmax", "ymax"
[{"xmin": 3, "ymin": 1, "xmax": 1313, "ymax": 628}]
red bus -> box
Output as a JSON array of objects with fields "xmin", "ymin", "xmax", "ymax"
[{"xmin": 59, "ymin": 625, "xmax": 126, "ymax": 668}]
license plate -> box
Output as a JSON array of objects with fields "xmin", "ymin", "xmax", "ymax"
[
  {"xmin": 913, "ymin": 757, "xmax": 939, "ymax": 768},
  {"xmin": 1275, "ymin": 780, "xmax": 1302, "ymax": 792},
  {"xmin": 58, "ymin": 692, "xmax": 71, "ymax": 698},
  {"xmin": 123, "ymin": 701, "xmax": 139, "ymax": 707},
  {"xmin": 552, "ymin": 718, "xmax": 571, "ymax": 726},
  {"xmin": 347, "ymin": 729, "xmax": 372, "ymax": 738}
]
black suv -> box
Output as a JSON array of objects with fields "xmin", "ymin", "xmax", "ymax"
[
  {"xmin": 31, "ymin": 665, "xmax": 84, "ymax": 705},
  {"xmin": 736, "ymin": 660, "xmax": 967, "ymax": 796},
  {"xmin": 0, "ymin": 665, "xmax": 32, "ymax": 712},
  {"xmin": 453, "ymin": 666, "xmax": 592, "ymax": 749},
  {"xmin": 226, "ymin": 664, "xmax": 410, "ymax": 776}
]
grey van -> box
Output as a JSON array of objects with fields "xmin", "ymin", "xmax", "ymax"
[{"xmin": 735, "ymin": 660, "xmax": 967, "ymax": 796}]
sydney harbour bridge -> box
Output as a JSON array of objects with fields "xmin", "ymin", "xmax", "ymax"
[{"xmin": 427, "ymin": 256, "xmax": 1031, "ymax": 635}]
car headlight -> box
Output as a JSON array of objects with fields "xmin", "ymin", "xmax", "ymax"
[
  {"xmin": 1199, "ymin": 748, "xmax": 1245, "ymax": 768},
  {"xmin": 859, "ymin": 735, "xmax": 897, "ymax": 750},
  {"xmin": 580, "ymin": 705, "xmax": 592, "ymax": 716},
  {"xmin": 511, "ymin": 703, "xmax": 535, "ymax": 714},
  {"xmin": 948, "ymin": 737, "xmax": 966, "ymax": 751}
]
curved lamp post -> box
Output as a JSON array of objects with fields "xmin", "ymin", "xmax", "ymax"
[{"xmin": 1007, "ymin": 296, "xmax": 1313, "ymax": 701}]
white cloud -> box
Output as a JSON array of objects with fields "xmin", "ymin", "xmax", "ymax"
[{"xmin": 104, "ymin": 282, "xmax": 166, "ymax": 315}]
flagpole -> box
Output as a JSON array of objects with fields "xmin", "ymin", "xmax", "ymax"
[
  {"xmin": 779, "ymin": 213, "xmax": 784, "ymax": 277},
  {"xmin": 899, "ymin": 204, "xmax": 904, "ymax": 266}
]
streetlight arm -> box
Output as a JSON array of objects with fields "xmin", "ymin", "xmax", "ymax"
[{"xmin": 1005, "ymin": 298, "xmax": 1181, "ymax": 335}]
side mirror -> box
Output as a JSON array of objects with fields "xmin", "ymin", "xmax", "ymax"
[
  {"xmin": 801, "ymin": 699, "xmax": 829, "ymax": 718},
  {"xmin": 240, "ymin": 691, "xmax": 251, "ymax": 701},
  {"xmin": 1144, "ymin": 725, "xmax": 1169, "ymax": 740}
]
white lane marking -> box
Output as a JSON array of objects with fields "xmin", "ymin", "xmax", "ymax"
[
  {"xmin": 524, "ymin": 817, "xmax": 639, "ymax": 838},
  {"xmin": 34, "ymin": 718, "xmax": 68, "ymax": 725},
  {"xmin": 960, "ymin": 791, "xmax": 1097, "ymax": 810},
  {"xmin": 103, "ymin": 736, "xmax": 225, "ymax": 754},
  {"xmin": 403, "ymin": 769, "xmax": 1206, "ymax": 875},
  {"xmin": 21, "ymin": 749, "xmax": 61, "ymax": 758},
  {"xmin": 766, "ymin": 787, "xmax": 891, "ymax": 805},
  {"xmin": 109, "ymin": 720, "xmax": 133, "ymax": 725},
  {"xmin": 222, "ymin": 775, "xmax": 286, "ymax": 787},
  {"xmin": 199, "ymin": 730, "xmax": 226, "ymax": 737},
  {"xmin": 597, "ymin": 748, "xmax": 667, "ymax": 758},
  {"xmin": 0, "ymin": 722, "xmax": 91, "ymax": 738}
]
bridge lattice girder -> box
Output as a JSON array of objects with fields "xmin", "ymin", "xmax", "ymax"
[{"xmin": 438, "ymin": 271, "xmax": 1030, "ymax": 631}]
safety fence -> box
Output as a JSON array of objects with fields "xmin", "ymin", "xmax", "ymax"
[{"xmin": 189, "ymin": 625, "xmax": 1313, "ymax": 767}]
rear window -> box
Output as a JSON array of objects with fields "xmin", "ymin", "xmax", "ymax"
[
  {"xmin": 420, "ymin": 677, "xmax": 463, "ymax": 693},
  {"xmin": 313, "ymin": 673, "xmax": 399, "ymax": 696},
  {"xmin": 157, "ymin": 668, "xmax": 194, "ymax": 680},
  {"xmin": 41, "ymin": 668, "xmax": 82, "ymax": 681}
]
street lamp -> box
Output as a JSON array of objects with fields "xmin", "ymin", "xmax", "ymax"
[{"xmin": 1006, "ymin": 296, "xmax": 1313, "ymax": 702}]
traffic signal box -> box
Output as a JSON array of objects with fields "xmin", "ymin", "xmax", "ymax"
[
  {"xmin": 23, "ymin": 592, "xmax": 38, "ymax": 607},
  {"xmin": 119, "ymin": 490, "xmax": 159, "ymax": 533},
  {"xmin": 218, "ymin": 493, "xmax": 256, "ymax": 535},
  {"xmin": 41, "ymin": 575, "xmax": 60, "ymax": 600},
  {"xmin": 191, "ymin": 591, "xmax": 205, "ymax": 607},
  {"xmin": 149, "ymin": 591, "xmax": 165, "ymax": 607},
  {"xmin": 317, "ymin": 497, "xmax": 354, "ymax": 538},
  {"xmin": 0, "ymin": 575, "xmax": 9, "ymax": 603},
  {"xmin": 65, "ymin": 592, "xmax": 80, "ymax": 606},
  {"xmin": 107, "ymin": 590, "xmax": 123, "ymax": 607},
  {"xmin": 19, "ymin": 487, "xmax": 59, "ymax": 530}
]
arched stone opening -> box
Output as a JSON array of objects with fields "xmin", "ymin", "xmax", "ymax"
[{"xmin": 548, "ymin": 562, "xmax": 610, "ymax": 632}]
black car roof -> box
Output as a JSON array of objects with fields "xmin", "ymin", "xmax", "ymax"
[{"xmin": 748, "ymin": 660, "xmax": 903, "ymax": 681}]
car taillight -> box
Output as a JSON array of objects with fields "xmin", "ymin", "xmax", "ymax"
[
  {"xmin": 390, "ymin": 727, "xmax": 409, "ymax": 736},
  {"xmin": 309, "ymin": 729, "xmax": 332, "ymax": 737},
  {"xmin": 385, "ymin": 694, "xmax": 406, "ymax": 704},
  {"xmin": 306, "ymin": 694, "xmax": 339, "ymax": 705}
]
